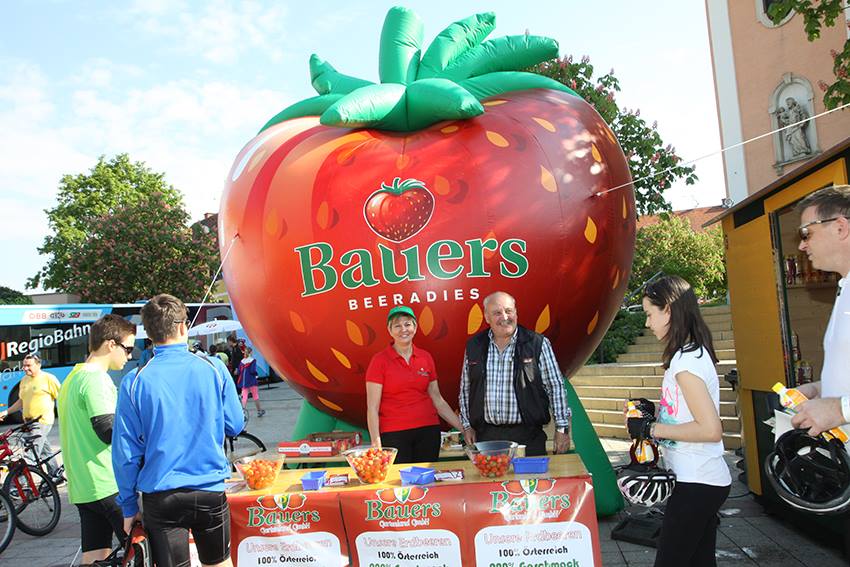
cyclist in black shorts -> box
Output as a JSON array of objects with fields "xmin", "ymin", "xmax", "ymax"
[
  {"xmin": 58, "ymin": 314, "xmax": 137, "ymax": 564},
  {"xmin": 113, "ymin": 295, "xmax": 243, "ymax": 567}
]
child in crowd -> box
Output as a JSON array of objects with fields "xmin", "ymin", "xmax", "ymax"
[{"xmin": 238, "ymin": 347, "xmax": 264, "ymax": 417}]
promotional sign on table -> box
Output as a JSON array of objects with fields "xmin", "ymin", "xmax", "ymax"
[
  {"xmin": 339, "ymin": 484, "xmax": 468, "ymax": 566},
  {"xmin": 229, "ymin": 491, "xmax": 348, "ymax": 566},
  {"xmin": 464, "ymin": 476, "xmax": 602, "ymax": 566}
]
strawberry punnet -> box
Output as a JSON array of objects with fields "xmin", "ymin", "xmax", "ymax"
[{"xmin": 219, "ymin": 7, "xmax": 636, "ymax": 429}]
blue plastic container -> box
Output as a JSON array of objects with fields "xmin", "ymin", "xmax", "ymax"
[
  {"xmin": 300, "ymin": 470, "xmax": 327, "ymax": 491},
  {"xmin": 400, "ymin": 466, "xmax": 435, "ymax": 485},
  {"xmin": 511, "ymin": 457, "xmax": 550, "ymax": 474}
]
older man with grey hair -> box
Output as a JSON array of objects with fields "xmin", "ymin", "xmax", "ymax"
[{"xmin": 458, "ymin": 291, "xmax": 571, "ymax": 456}]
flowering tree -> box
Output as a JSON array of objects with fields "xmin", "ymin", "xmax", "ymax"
[
  {"xmin": 532, "ymin": 56, "xmax": 698, "ymax": 215},
  {"xmin": 31, "ymin": 154, "xmax": 219, "ymax": 302},
  {"xmin": 769, "ymin": 0, "xmax": 850, "ymax": 109},
  {"xmin": 0, "ymin": 287, "xmax": 31, "ymax": 305}
]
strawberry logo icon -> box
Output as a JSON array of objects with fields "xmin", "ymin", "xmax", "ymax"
[{"xmin": 363, "ymin": 177, "xmax": 435, "ymax": 242}]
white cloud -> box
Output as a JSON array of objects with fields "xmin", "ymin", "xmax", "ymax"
[{"xmin": 124, "ymin": 0, "xmax": 289, "ymax": 64}]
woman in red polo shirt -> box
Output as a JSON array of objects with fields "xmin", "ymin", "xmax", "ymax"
[{"xmin": 366, "ymin": 305, "xmax": 463, "ymax": 464}]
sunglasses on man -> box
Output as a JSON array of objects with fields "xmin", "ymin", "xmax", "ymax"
[{"xmin": 798, "ymin": 217, "xmax": 840, "ymax": 242}]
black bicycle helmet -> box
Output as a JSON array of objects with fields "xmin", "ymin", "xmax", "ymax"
[
  {"xmin": 764, "ymin": 428, "xmax": 850, "ymax": 515},
  {"xmin": 616, "ymin": 464, "xmax": 676, "ymax": 507}
]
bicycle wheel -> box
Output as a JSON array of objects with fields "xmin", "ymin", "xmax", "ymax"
[
  {"xmin": 3, "ymin": 464, "xmax": 61, "ymax": 536},
  {"xmin": 0, "ymin": 489, "xmax": 17, "ymax": 554},
  {"xmin": 225, "ymin": 432, "xmax": 266, "ymax": 468}
]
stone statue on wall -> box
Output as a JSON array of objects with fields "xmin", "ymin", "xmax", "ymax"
[{"xmin": 776, "ymin": 97, "xmax": 812, "ymax": 157}]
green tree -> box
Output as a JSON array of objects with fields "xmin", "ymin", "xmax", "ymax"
[
  {"xmin": 629, "ymin": 216, "xmax": 727, "ymax": 301},
  {"xmin": 30, "ymin": 154, "xmax": 218, "ymax": 302},
  {"xmin": 0, "ymin": 286, "xmax": 32, "ymax": 305},
  {"xmin": 769, "ymin": 0, "xmax": 850, "ymax": 109},
  {"xmin": 532, "ymin": 57, "xmax": 698, "ymax": 215}
]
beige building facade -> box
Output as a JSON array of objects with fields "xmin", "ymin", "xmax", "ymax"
[{"xmin": 706, "ymin": 0, "xmax": 849, "ymax": 203}]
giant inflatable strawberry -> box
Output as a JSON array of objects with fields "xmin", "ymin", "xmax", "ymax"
[{"xmin": 220, "ymin": 7, "xmax": 635, "ymax": 431}]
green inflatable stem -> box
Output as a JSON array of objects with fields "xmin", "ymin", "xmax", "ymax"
[
  {"xmin": 418, "ymin": 12, "xmax": 496, "ymax": 79},
  {"xmin": 309, "ymin": 55, "xmax": 373, "ymax": 95},
  {"xmin": 565, "ymin": 377, "xmax": 625, "ymax": 516},
  {"xmin": 440, "ymin": 35, "xmax": 559, "ymax": 82},
  {"xmin": 260, "ymin": 94, "xmax": 343, "ymax": 132},
  {"xmin": 320, "ymin": 83, "xmax": 407, "ymax": 129},
  {"xmin": 378, "ymin": 6, "xmax": 424, "ymax": 84},
  {"xmin": 459, "ymin": 72, "xmax": 578, "ymax": 100}
]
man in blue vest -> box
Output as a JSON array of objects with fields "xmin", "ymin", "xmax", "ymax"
[{"xmin": 459, "ymin": 291, "xmax": 571, "ymax": 456}]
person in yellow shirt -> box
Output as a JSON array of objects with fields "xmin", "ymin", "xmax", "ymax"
[{"xmin": 0, "ymin": 353, "xmax": 61, "ymax": 475}]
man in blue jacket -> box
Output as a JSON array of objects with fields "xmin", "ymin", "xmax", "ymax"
[{"xmin": 113, "ymin": 294, "xmax": 244, "ymax": 567}]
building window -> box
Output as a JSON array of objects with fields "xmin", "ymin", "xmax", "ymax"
[{"xmin": 756, "ymin": 0, "xmax": 794, "ymax": 28}]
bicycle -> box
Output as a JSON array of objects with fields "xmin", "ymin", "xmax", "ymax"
[
  {"xmin": 0, "ymin": 488, "xmax": 17, "ymax": 554},
  {"xmin": 224, "ymin": 430, "xmax": 266, "ymax": 470},
  {"xmin": 0, "ymin": 420, "xmax": 61, "ymax": 536},
  {"xmin": 7, "ymin": 418, "xmax": 65, "ymax": 485}
]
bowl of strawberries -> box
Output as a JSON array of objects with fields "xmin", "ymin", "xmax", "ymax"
[
  {"xmin": 234, "ymin": 455, "xmax": 284, "ymax": 490},
  {"xmin": 466, "ymin": 441, "xmax": 518, "ymax": 478},
  {"xmin": 342, "ymin": 445, "xmax": 397, "ymax": 484}
]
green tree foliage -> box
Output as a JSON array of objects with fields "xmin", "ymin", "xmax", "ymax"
[
  {"xmin": 589, "ymin": 309, "xmax": 646, "ymax": 364},
  {"xmin": 532, "ymin": 56, "xmax": 698, "ymax": 215},
  {"xmin": 629, "ymin": 216, "xmax": 727, "ymax": 301},
  {"xmin": 30, "ymin": 155, "xmax": 218, "ymax": 302},
  {"xmin": 0, "ymin": 286, "xmax": 32, "ymax": 305},
  {"xmin": 769, "ymin": 0, "xmax": 850, "ymax": 109}
]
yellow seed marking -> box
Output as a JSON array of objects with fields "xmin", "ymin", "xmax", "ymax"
[
  {"xmin": 396, "ymin": 154, "xmax": 410, "ymax": 169},
  {"xmin": 306, "ymin": 359, "xmax": 329, "ymax": 383},
  {"xmin": 248, "ymin": 148, "xmax": 267, "ymax": 173},
  {"xmin": 467, "ymin": 304, "xmax": 484, "ymax": 335},
  {"xmin": 264, "ymin": 209, "xmax": 279, "ymax": 236},
  {"xmin": 419, "ymin": 306, "xmax": 435, "ymax": 336},
  {"xmin": 434, "ymin": 175, "xmax": 450, "ymax": 196},
  {"xmin": 317, "ymin": 201, "xmax": 329, "ymax": 229},
  {"xmin": 318, "ymin": 396, "xmax": 343, "ymax": 412},
  {"xmin": 440, "ymin": 125, "xmax": 459, "ymax": 134},
  {"xmin": 535, "ymin": 304, "xmax": 551, "ymax": 334},
  {"xmin": 540, "ymin": 165, "xmax": 557, "ymax": 192},
  {"xmin": 606, "ymin": 127, "xmax": 617, "ymax": 143},
  {"xmin": 331, "ymin": 348, "xmax": 351, "ymax": 369},
  {"xmin": 584, "ymin": 217, "xmax": 598, "ymax": 244},
  {"xmin": 532, "ymin": 117, "xmax": 555, "ymax": 132},
  {"xmin": 613, "ymin": 269, "xmax": 620, "ymax": 289},
  {"xmin": 486, "ymin": 131, "xmax": 509, "ymax": 148},
  {"xmin": 591, "ymin": 144, "xmax": 602, "ymax": 162},
  {"xmin": 483, "ymin": 99, "xmax": 508, "ymax": 106},
  {"xmin": 483, "ymin": 230, "xmax": 498, "ymax": 259},
  {"xmin": 289, "ymin": 310, "xmax": 305, "ymax": 333},
  {"xmin": 622, "ymin": 196, "xmax": 628, "ymax": 219},
  {"xmin": 587, "ymin": 311, "xmax": 599, "ymax": 335},
  {"xmin": 346, "ymin": 320, "xmax": 364, "ymax": 346}
]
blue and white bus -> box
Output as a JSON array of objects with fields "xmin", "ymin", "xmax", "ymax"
[{"xmin": 0, "ymin": 303, "xmax": 233, "ymax": 414}]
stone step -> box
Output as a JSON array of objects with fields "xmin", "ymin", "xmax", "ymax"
[
  {"xmin": 625, "ymin": 339, "xmax": 736, "ymax": 354},
  {"xmin": 580, "ymin": 397, "xmax": 739, "ymax": 417},
  {"xmin": 574, "ymin": 361, "xmax": 736, "ymax": 378},
  {"xmin": 698, "ymin": 304, "xmax": 731, "ymax": 316},
  {"xmin": 593, "ymin": 423, "xmax": 742, "ymax": 449},
  {"xmin": 571, "ymin": 375, "xmax": 735, "ymax": 389},
  {"xmin": 586, "ymin": 409, "xmax": 740, "ymax": 432},
  {"xmin": 574, "ymin": 385, "xmax": 738, "ymax": 402},
  {"xmin": 617, "ymin": 349, "xmax": 737, "ymax": 363},
  {"xmin": 634, "ymin": 329, "xmax": 735, "ymax": 344}
]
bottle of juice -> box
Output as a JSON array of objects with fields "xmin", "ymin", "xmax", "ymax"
[{"xmin": 773, "ymin": 383, "xmax": 849, "ymax": 443}]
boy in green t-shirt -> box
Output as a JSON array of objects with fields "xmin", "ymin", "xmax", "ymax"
[{"xmin": 58, "ymin": 314, "xmax": 136, "ymax": 565}]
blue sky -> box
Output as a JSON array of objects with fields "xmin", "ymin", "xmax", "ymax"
[{"xmin": 0, "ymin": 1, "xmax": 725, "ymax": 292}]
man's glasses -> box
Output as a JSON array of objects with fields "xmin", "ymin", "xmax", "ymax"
[
  {"xmin": 115, "ymin": 342, "xmax": 135, "ymax": 356},
  {"xmin": 799, "ymin": 217, "xmax": 840, "ymax": 241}
]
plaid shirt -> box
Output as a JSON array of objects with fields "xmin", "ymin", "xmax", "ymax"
[{"xmin": 459, "ymin": 329, "xmax": 571, "ymax": 429}]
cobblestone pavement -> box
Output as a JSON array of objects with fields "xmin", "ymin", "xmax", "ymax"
[{"xmin": 2, "ymin": 382, "xmax": 845, "ymax": 566}]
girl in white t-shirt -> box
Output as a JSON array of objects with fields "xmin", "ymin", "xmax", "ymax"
[{"xmin": 638, "ymin": 275, "xmax": 731, "ymax": 567}]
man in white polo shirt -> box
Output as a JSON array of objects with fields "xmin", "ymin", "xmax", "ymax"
[{"xmin": 791, "ymin": 185, "xmax": 850, "ymax": 434}]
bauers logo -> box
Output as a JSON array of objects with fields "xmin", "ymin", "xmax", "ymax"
[
  {"xmin": 489, "ymin": 479, "xmax": 571, "ymax": 519},
  {"xmin": 0, "ymin": 324, "xmax": 91, "ymax": 362},
  {"xmin": 246, "ymin": 493, "xmax": 319, "ymax": 532},
  {"xmin": 364, "ymin": 486, "xmax": 439, "ymax": 528}
]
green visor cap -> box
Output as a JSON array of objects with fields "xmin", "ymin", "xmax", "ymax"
[{"xmin": 387, "ymin": 305, "xmax": 416, "ymax": 323}]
